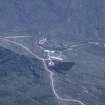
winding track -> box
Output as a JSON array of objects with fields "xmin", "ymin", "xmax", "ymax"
[{"xmin": 0, "ymin": 35, "xmax": 100, "ymax": 105}]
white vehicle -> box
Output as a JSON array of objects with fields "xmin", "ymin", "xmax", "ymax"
[{"xmin": 44, "ymin": 49, "xmax": 55, "ymax": 53}]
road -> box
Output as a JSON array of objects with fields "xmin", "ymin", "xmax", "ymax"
[{"xmin": 0, "ymin": 36, "xmax": 86, "ymax": 105}]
